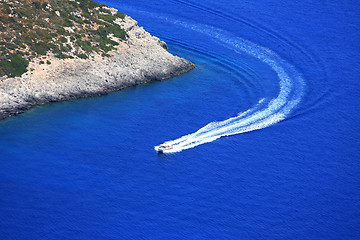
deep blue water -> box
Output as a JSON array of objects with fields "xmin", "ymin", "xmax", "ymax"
[{"xmin": 1, "ymin": 0, "xmax": 359, "ymax": 239}]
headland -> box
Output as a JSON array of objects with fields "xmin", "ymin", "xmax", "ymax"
[{"xmin": 0, "ymin": 0, "xmax": 194, "ymax": 119}]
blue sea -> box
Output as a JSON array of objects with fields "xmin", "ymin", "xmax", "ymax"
[{"xmin": 1, "ymin": 0, "xmax": 359, "ymax": 239}]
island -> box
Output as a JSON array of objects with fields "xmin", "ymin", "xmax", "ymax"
[{"xmin": 0, "ymin": 0, "xmax": 194, "ymax": 120}]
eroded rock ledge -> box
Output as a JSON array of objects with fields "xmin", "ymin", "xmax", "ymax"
[{"xmin": 0, "ymin": 16, "xmax": 194, "ymax": 120}]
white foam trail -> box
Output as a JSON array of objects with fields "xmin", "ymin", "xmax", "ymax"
[{"xmin": 154, "ymin": 16, "xmax": 305, "ymax": 153}]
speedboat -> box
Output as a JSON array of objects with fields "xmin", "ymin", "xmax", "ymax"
[{"xmin": 155, "ymin": 144, "xmax": 174, "ymax": 153}]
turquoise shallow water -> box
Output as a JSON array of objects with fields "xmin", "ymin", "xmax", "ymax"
[{"xmin": 1, "ymin": 0, "xmax": 359, "ymax": 239}]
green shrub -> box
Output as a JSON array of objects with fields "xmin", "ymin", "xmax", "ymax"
[
  {"xmin": 32, "ymin": 2, "xmax": 41, "ymax": 10},
  {"xmin": 8, "ymin": 17, "xmax": 16, "ymax": 23},
  {"xmin": 3, "ymin": 5, "xmax": 11, "ymax": 14},
  {"xmin": 95, "ymin": 25, "xmax": 126, "ymax": 40},
  {"xmin": 46, "ymin": 60, "xmax": 51, "ymax": 65},
  {"xmin": 108, "ymin": 25, "xmax": 127, "ymax": 39},
  {"xmin": 34, "ymin": 29, "xmax": 53, "ymax": 40},
  {"xmin": 98, "ymin": 14, "xmax": 116, "ymax": 23},
  {"xmin": 76, "ymin": 40, "xmax": 93, "ymax": 51},
  {"xmin": 33, "ymin": 41, "xmax": 50, "ymax": 55},
  {"xmin": 63, "ymin": 19, "xmax": 74, "ymax": 27},
  {"xmin": 0, "ymin": 46, "xmax": 7, "ymax": 52},
  {"xmin": 116, "ymin": 12, "xmax": 126, "ymax": 19},
  {"xmin": 78, "ymin": 0, "xmax": 101, "ymax": 10},
  {"xmin": 4, "ymin": 42, "xmax": 17, "ymax": 50},
  {"xmin": 11, "ymin": 22, "xmax": 26, "ymax": 33},
  {"xmin": 59, "ymin": 36, "xmax": 67, "ymax": 43},
  {"xmin": 58, "ymin": 44, "xmax": 71, "ymax": 53},
  {"xmin": 0, "ymin": 53, "xmax": 29, "ymax": 77},
  {"xmin": 100, "ymin": 8, "xmax": 112, "ymax": 14},
  {"xmin": 55, "ymin": 53, "xmax": 67, "ymax": 59},
  {"xmin": 77, "ymin": 53, "xmax": 88, "ymax": 59},
  {"xmin": 14, "ymin": 38, "xmax": 25, "ymax": 48},
  {"xmin": 57, "ymin": 28, "xmax": 67, "ymax": 35}
]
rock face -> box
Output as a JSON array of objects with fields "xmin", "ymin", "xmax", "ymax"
[{"xmin": 0, "ymin": 16, "xmax": 194, "ymax": 120}]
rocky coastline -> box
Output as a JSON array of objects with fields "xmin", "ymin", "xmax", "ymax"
[{"xmin": 0, "ymin": 15, "xmax": 194, "ymax": 120}]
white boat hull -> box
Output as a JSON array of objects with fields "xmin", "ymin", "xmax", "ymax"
[{"xmin": 154, "ymin": 145, "xmax": 174, "ymax": 154}]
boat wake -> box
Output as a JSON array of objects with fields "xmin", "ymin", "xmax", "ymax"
[{"xmin": 154, "ymin": 16, "xmax": 305, "ymax": 153}]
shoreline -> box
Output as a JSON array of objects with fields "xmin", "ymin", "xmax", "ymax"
[
  {"xmin": 0, "ymin": 15, "xmax": 194, "ymax": 120},
  {"xmin": 0, "ymin": 63, "xmax": 194, "ymax": 120}
]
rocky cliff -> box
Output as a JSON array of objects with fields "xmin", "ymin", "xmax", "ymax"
[{"xmin": 0, "ymin": 15, "xmax": 194, "ymax": 119}]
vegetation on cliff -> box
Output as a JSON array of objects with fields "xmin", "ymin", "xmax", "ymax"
[{"xmin": 0, "ymin": 0, "xmax": 127, "ymax": 77}]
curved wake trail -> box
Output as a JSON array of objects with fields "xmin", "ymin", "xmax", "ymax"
[{"xmin": 154, "ymin": 16, "xmax": 305, "ymax": 153}]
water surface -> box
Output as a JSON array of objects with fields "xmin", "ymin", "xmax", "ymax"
[{"xmin": 0, "ymin": 0, "xmax": 359, "ymax": 239}]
